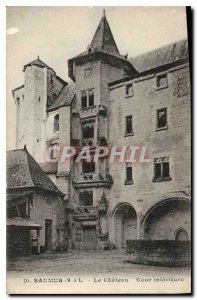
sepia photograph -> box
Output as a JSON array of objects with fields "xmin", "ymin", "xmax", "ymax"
[{"xmin": 6, "ymin": 6, "xmax": 191, "ymax": 294}]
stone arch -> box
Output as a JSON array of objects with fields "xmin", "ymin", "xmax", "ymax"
[
  {"xmin": 113, "ymin": 202, "xmax": 137, "ymax": 248},
  {"xmin": 175, "ymin": 227, "xmax": 189, "ymax": 241},
  {"xmin": 141, "ymin": 197, "xmax": 190, "ymax": 240}
]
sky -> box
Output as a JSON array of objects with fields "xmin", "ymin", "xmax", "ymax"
[{"xmin": 6, "ymin": 6, "xmax": 188, "ymax": 150}]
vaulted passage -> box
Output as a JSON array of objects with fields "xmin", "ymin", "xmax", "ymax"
[
  {"xmin": 114, "ymin": 204, "xmax": 137, "ymax": 248},
  {"xmin": 143, "ymin": 199, "xmax": 191, "ymax": 240}
]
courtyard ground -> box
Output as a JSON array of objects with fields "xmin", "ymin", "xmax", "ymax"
[{"xmin": 7, "ymin": 249, "xmax": 191, "ymax": 277}]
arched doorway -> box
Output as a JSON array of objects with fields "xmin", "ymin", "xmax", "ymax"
[
  {"xmin": 175, "ymin": 228, "xmax": 189, "ymax": 241},
  {"xmin": 142, "ymin": 198, "xmax": 190, "ymax": 240},
  {"xmin": 114, "ymin": 203, "xmax": 137, "ymax": 248}
]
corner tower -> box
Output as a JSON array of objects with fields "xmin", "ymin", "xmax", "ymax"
[{"xmin": 12, "ymin": 56, "xmax": 67, "ymax": 163}]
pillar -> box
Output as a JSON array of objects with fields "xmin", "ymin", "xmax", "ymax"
[{"xmin": 37, "ymin": 229, "xmax": 41, "ymax": 254}]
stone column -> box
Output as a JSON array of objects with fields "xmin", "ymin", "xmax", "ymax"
[
  {"xmin": 37, "ymin": 229, "xmax": 41, "ymax": 254},
  {"xmin": 137, "ymin": 213, "xmax": 145, "ymax": 239}
]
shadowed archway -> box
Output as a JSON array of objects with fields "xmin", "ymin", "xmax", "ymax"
[
  {"xmin": 113, "ymin": 203, "xmax": 137, "ymax": 248},
  {"xmin": 142, "ymin": 198, "xmax": 190, "ymax": 240}
]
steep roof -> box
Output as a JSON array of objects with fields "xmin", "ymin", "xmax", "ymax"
[
  {"xmin": 129, "ymin": 39, "xmax": 188, "ymax": 73},
  {"xmin": 47, "ymin": 80, "xmax": 76, "ymax": 112},
  {"xmin": 90, "ymin": 11, "xmax": 120, "ymax": 56},
  {"xmin": 68, "ymin": 12, "xmax": 129, "ymax": 61},
  {"xmin": 6, "ymin": 147, "xmax": 64, "ymax": 196},
  {"xmin": 23, "ymin": 56, "xmax": 55, "ymax": 72}
]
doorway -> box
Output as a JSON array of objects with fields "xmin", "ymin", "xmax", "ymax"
[
  {"xmin": 45, "ymin": 219, "xmax": 52, "ymax": 251},
  {"xmin": 83, "ymin": 226, "xmax": 97, "ymax": 250}
]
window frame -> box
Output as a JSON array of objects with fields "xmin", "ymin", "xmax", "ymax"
[
  {"xmin": 156, "ymin": 107, "xmax": 168, "ymax": 131},
  {"xmin": 81, "ymin": 88, "xmax": 95, "ymax": 109},
  {"xmin": 82, "ymin": 160, "xmax": 96, "ymax": 174},
  {"xmin": 50, "ymin": 143, "xmax": 59, "ymax": 160},
  {"xmin": 54, "ymin": 114, "xmax": 59, "ymax": 133},
  {"xmin": 153, "ymin": 157, "xmax": 171, "ymax": 182},
  {"xmin": 125, "ymin": 115, "xmax": 134, "ymax": 136},
  {"xmin": 125, "ymin": 82, "xmax": 134, "ymax": 98},
  {"xmin": 84, "ymin": 67, "xmax": 92, "ymax": 78},
  {"xmin": 156, "ymin": 72, "xmax": 168, "ymax": 90},
  {"xmin": 79, "ymin": 191, "xmax": 93, "ymax": 207},
  {"xmin": 125, "ymin": 162, "xmax": 133, "ymax": 185}
]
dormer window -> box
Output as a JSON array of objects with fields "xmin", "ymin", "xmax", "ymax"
[
  {"xmin": 125, "ymin": 83, "xmax": 134, "ymax": 97},
  {"xmin": 54, "ymin": 114, "xmax": 59, "ymax": 133},
  {"xmin": 156, "ymin": 73, "xmax": 168, "ymax": 89}
]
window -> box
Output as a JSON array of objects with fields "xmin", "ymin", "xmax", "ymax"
[
  {"xmin": 153, "ymin": 157, "xmax": 171, "ymax": 182},
  {"xmin": 81, "ymin": 89, "xmax": 94, "ymax": 108},
  {"xmin": 89, "ymin": 89, "xmax": 94, "ymax": 107},
  {"xmin": 50, "ymin": 75, "xmax": 54, "ymax": 84},
  {"xmin": 81, "ymin": 91, "xmax": 87, "ymax": 108},
  {"xmin": 82, "ymin": 160, "xmax": 95, "ymax": 173},
  {"xmin": 157, "ymin": 108, "xmax": 167, "ymax": 129},
  {"xmin": 16, "ymin": 97, "xmax": 20, "ymax": 105},
  {"xmin": 50, "ymin": 143, "xmax": 58, "ymax": 160},
  {"xmin": 82, "ymin": 123, "xmax": 94, "ymax": 139},
  {"xmin": 54, "ymin": 114, "xmax": 59, "ymax": 133},
  {"xmin": 125, "ymin": 83, "xmax": 134, "ymax": 97},
  {"xmin": 125, "ymin": 115, "xmax": 133, "ymax": 135},
  {"xmin": 79, "ymin": 191, "xmax": 93, "ymax": 206},
  {"xmin": 156, "ymin": 73, "xmax": 168, "ymax": 89},
  {"xmin": 84, "ymin": 68, "xmax": 92, "ymax": 78},
  {"xmin": 125, "ymin": 162, "xmax": 133, "ymax": 184}
]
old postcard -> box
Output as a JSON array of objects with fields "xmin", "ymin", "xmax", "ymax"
[{"xmin": 6, "ymin": 6, "xmax": 191, "ymax": 294}]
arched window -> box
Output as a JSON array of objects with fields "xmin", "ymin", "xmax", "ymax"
[
  {"xmin": 54, "ymin": 114, "xmax": 59, "ymax": 133},
  {"xmin": 175, "ymin": 228, "xmax": 189, "ymax": 241}
]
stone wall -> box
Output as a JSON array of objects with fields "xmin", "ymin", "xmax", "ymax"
[
  {"xmin": 30, "ymin": 191, "xmax": 66, "ymax": 251},
  {"xmin": 108, "ymin": 63, "xmax": 191, "ymax": 242}
]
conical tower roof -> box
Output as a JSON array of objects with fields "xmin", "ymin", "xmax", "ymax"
[{"xmin": 90, "ymin": 10, "xmax": 120, "ymax": 56}]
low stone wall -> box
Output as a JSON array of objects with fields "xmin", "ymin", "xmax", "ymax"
[{"xmin": 126, "ymin": 240, "xmax": 191, "ymax": 267}]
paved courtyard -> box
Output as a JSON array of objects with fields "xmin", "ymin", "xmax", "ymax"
[{"xmin": 7, "ymin": 250, "xmax": 190, "ymax": 277}]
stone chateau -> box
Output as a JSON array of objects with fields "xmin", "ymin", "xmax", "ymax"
[{"xmin": 9, "ymin": 11, "xmax": 191, "ymax": 252}]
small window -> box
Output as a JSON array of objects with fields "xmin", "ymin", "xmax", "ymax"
[
  {"xmin": 125, "ymin": 83, "xmax": 134, "ymax": 97},
  {"xmin": 156, "ymin": 73, "xmax": 168, "ymax": 89},
  {"xmin": 54, "ymin": 114, "xmax": 59, "ymax": 133},
  {"xmin": 153, "ymin": 157, "xmax": 171, "ymax": 182},
  {"xmin": 79, "ymin": 191, "xmax": 93, "ymax": 206},
  {"xmin": 16, "ymin": 97, "xmax": 20, "ymax": 105},
  {"xmin": 82, "ymin": 160, "xmax": 95, "ymax": 173},
  {"xmin": 82, "ymin": 123, "xmax": 94, "ymax": 139},
  {"xmin": 89, "ymin": 89, "xmax": 94, "ymax": 107},
  {"xmin": 157, "ymin": 108, "xmax": 167, "ymax": 129},
  {"xmin": 81, "ymin": 91, "xmax": 87, "ymax": 108},
  {"xmin": 84, "ymin": 68, "xmax": 92, "ymax": 78},
  {"xmin": 125, "ymin": 162, "xmax": 133, "ymax": 184},
  {"xmin": 50, "ymin": 143, "xmax": 58, "ymax": 160},
  {"xmin": 125, "ymin": 115, "xmax": 133, "ymax": 135},
  {"xmin": 50, "ymin": 75, "xmax": 54, "ymax": 84}
]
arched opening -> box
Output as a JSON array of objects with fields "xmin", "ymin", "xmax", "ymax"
[
  {"xmin": 114, "ymin": 203, "xmax": 137, "ymax": 248},
  {"xmin": 143, "ymin": 198, "xmax": 190, "ymax": 240},
  {"xmin": 175, "ymin": 228, "xmax": 189, "ymax": 241}
]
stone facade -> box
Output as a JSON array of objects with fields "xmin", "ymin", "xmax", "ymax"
[{"xmin": 12, "ymin": 12, "xmax": 191, "ymax": 251}]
